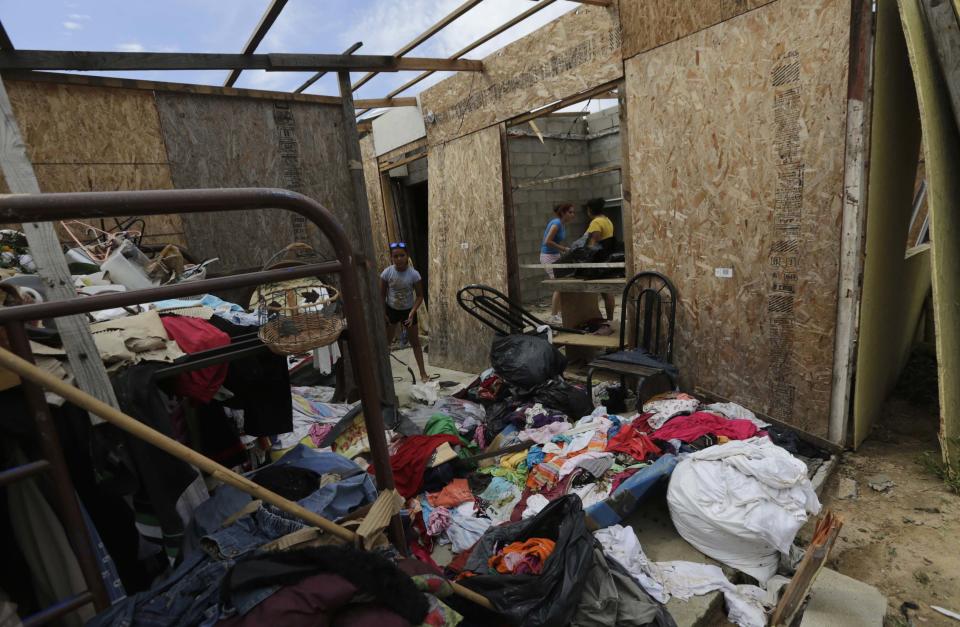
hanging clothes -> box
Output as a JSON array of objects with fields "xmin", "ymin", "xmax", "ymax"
[{"xmin": 159, "ymin": 315, "xmax": 231, "ymax": 404}]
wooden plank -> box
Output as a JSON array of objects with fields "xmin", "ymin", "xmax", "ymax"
[
  {"xmin": 337, "ymin": 71, "xmax": 396, "ymax": 407},
  {"xmin": 0, "ymin": 76, "xmax": 120, "ymax": 423},
  {"xmin": 830, "ymin": 0, "xmax": 874, "ymax": 445},
  {"xmin": 377, "ymin": 151, "xmax": 427, "ymax": 173},
  {"xmin": 294, "ymin": 41, "xmax": 362, "ymax": 94},
  {"xmin": 618, "ymin": 87, "xmax": 635, "ymax": 277},
  {"xmin": 420, "ymin": 4, "xmax": 622, "ymax": 145},
  {"xmin": 852, "ymin": 0, "xmax": 924, "ymax": 448},
  {"xmin": 351, "ymin": 0, "xmax": 485, "ymax": 92},
  {"xmin": 383, "ymin": 0, "xmax": 559, "ymax": 100},
  {"xmin": 512, "ymin": 164, "xmax": 619, "ymax": 190},
  {"xmin": 552, "ymin": 332, "xmax": 619, "ymax": 348},
  {"xmin": 6, "ymin": 70, "xmax": 341, "ymax": 105},
  {"xmin": 508, "ymin": 79, "xmax": 621, "ymax": 128},
  {"xmin": 770, "ymin": 511, "xmax": 843, "ymax": 626},
  {"xmin": 520, "ymin": 262, "xmax": 625, "ymax": 269},
  {"xmin": 376, "ymin": 138, "xmax": 427, "ymax": 166},
  {"xmin": 0, "ymin": 50, "xmax": 483, "ymax": 73},
  {"xmin": 428, "ymin": 127, "xmax": 507, "ymax": 373},
  {"xmin": 625, "ymin": 0, "xmax": 852, "ymax": 438},
  {"xmin": 900, "ymin": 0, "xmax": 960, "ymax": 467},
  {"xmin": 499, "ymin": 123, "xmax": 521, "ymax": 301},
  {"xmin": 360, "ymin": 134, "xmax": 392, "ymax": 272},
  {"xmin": 543, "ymin": 278, "xmax": 625, "ymax": 293},
  {"xmin": 353, "ymin": 97, "xmax": 417, "ymax": 109},
  {"xmin": 224, "ymin": 0, "xmax": 290, "ymax": 87},
  {"xmin": 922, "ymin": 0, "xmax": 960, "ymax": 132}
]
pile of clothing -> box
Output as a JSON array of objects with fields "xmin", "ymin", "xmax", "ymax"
[
  {"xmin": 363, "ymin": 333, "xmax": 831, "ymax": 627},
  {"xmin": 87, "ymin": 445, "xmax": 463, "ymax": 627}
]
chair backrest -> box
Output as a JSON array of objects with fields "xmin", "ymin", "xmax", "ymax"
[
  {"xmin": 456, "ymin": 284, "xmax": 549, "ymax": 336},
  {"xmin": 618, "ymin": 271, "xmax": 677, "ymax": 362}
]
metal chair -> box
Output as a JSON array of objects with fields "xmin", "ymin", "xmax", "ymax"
[
  {"xmin": 456, "ymin": 284, "xmax": 575, "ymax": 336},
  {"xmin": 586, "ymin": 271, "xmax": 679, "ymax": 407}
]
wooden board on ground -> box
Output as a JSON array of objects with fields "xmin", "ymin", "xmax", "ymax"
[
  {"xmin": 543, "ymin": 278, "xmax": 625, "ymax": 293},
  {"xmin": 154, "ymin": 92, "xmax": 356, "ymax": 272},
  {"xmin": 552, "ymin": 332, "xmax": 618, "ymax": 349},
  {"xmin": 619, "ymin": 0, "xmax": 775, "ymax": 60},
  {"xmin": 900, "ymin": 0, "xmax": 960, "ymax": 467},
  {"xmin": 427, "ymin": 126, "xmax": 506, "ymax": 373},
  {"xmin": 360, "ymin": 134, "xmax": 391, "ymax": 272},
  {"xmin": 0, "ymin": 79, "xmax": 184, "ymax": 247},
  {"xmin": 852, "ymin": 0, "xmax": 929, "ymax": 447},
  {"xmin": 419, "ymin": 4, "xmax": 622, "ymax": 145},
  {"xmin": 625, "ymin": 0, "xmax": 852, "ymax": 437}
]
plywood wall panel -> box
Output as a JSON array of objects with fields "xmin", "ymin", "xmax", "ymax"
[
  {"xmin": 420, "ymin": 5, "xmax": 622, "ymax": 145},
  {"xmin": 626, "ymin": 0, "xmax": 851, "ymax": 437},
  {"xmin": 155, "ymin": 93, "xmax": 356, "ymax": 271},
  {"xmin": 620, "ymin": 0, "xmax": 776, "ymax": 60},
  {"xmin": 4, "ymin": 79, "xmax": 167, "ymax": 164},
  {"xmin": 0, "ymin": 79, "xmax": 184, "ymax": 246},
  {"xmin": 428, "ymin": 127, "xmax": 506, "ymax": 373},
  {"xmin": 361, "ymin": 134, "xmax": 391, "ymax": 271}
]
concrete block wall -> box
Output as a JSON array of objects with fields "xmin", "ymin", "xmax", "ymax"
[{"xmin": 508, "ymin": 104, "xmax": 623, "ymax": 304}]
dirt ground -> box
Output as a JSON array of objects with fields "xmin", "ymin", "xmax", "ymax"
[{"xmin": 809, "ymin": 347, "xmax": 960, "ymax": 626}]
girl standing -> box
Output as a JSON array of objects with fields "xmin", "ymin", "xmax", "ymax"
[
  {"xmin": 540, "ymin": 203, "xmax": 576, "ymax": 324},
  {"xmin": 380, "ymin": 242, "xmax": 429, "ymax": 382}
]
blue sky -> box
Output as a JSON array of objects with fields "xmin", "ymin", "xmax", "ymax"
[{"xmin": 0, "ymin": 0, "xmax": 579, "ymax": 105}]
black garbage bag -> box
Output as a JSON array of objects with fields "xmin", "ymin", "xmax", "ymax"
[
  {"xmin": 490, "ymin": 334, "xmax": 567, "ymax": 389},
  {"xmin": 459, "ymin": 495, "xmax": 594, "ymax": 627},
  {"xmin": 527, "ymin": 378, "xmax": 593, "ymax": 420},
  {"xmin": 553, "ymin": 235, "xmax": 605, "ymax": 278}
]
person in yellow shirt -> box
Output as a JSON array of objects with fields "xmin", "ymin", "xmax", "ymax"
[{"xmin": 585, "ymin": 198, "xmax": 616, "ymax": 320}]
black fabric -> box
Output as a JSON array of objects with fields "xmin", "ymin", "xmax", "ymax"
[
  {"xmin": 552, "ymin": 235, "xmax": 606, "ymax": 278},
  {"xmin": 460, "ymin": 495, "xmax": 594, "ymax": 627},
  {"xmin": 251, "ymin": 466, "xmax": 320, "ymax": 501},
  {"xmin": 112, "ymin": 363, "xmax": 200, "ymax": 548},
  {"xmin": 524, "ymin": 378, "xmax": 593, "ymax": 421},
  {"xmin": 595, "ymin": 349, "xmax": 680, "ymax": 385},
  {"xmin": 490, "ymin": 335, "xmax": 566, "ymax": 390},
  {"xmin": 207, "ymin": 317, "xmax": 292, "ymax": 437},
  {"xmin": 766, "ymin": 425, "xmax": 832, "ymax": 460},
  {"xmin": 221, "ymin": 547, "xmax": 428, "ymax": 625}
]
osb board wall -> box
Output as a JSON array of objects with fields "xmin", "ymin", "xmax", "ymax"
[
  {"xmin": 853, "ymin": 0, "xmax": 926, "ymax": 447},
  {"xmin": 900, "ymin": 0, "xmax": 960, "ymax": 466},
  {"xmin": 619, "ymin": 0, "xmax": 775, "ymax": 60},
  {"xmin": 0, "ymin": 79, "xmax": 185, "ymax": 247},
  {"xmin": 428, "ymin": 126, "xmax": 506, "ymax": 372},
  {"xmin": 155, "ymin": 92, "xmax": 356, "ymax": 272},
  {"xmin": 360, "ymin": 134, "xmax": 391, "ymax": 271},
  {"xmin": 625, "ymin": 0, "xmax": 851, "ymax": 437},
  {"xmin": 419, "ymin": 4, "xmax": 622, "ymax": 146}
]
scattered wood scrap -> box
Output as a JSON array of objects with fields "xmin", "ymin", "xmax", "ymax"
[{"xmin": 771, "ymin": 510, "xmax": 844, "ymax": 626}]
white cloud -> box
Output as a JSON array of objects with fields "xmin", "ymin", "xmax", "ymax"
[
  {"xmin": 68, "ymin": 13, "xmax": 91, "ymax": 21},
  {"xmin": 63, "ymin": 21, "xmax": 83, "ymax": 30},
  {"xmin": 116, "ymin": 42, "xmax": 145, "ymax": 52}
]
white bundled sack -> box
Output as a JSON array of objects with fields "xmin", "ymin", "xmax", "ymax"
[{"xmin": 667, "ymin": 437, "xmax": 821, "ymax": 583}]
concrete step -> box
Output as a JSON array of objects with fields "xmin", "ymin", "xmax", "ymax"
[{"xmin": 798, "ymin": 568, "xmax": 886, "ymax": 627}]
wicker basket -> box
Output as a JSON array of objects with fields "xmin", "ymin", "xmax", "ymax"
[{"xmin": 256, "ymin": 244, "xmax": 344, "ymax": 355}]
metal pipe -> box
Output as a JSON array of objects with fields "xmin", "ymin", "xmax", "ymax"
[
  {"xmin": 4, "ymin": 322, "xmax": 110, "ymax": 611},
  {"xmin": 21, "ymin": 592, "xmax": 94, "ymax": 627},
  {"xmin": 0, "ymin": 187, "xmax": 400, "ymax": 570},
  {"xmin": 0, "ymin": 459, "xmax": 50, "ymax": 487}
]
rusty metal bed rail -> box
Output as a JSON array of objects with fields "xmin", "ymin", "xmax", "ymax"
[{"xmin": 0, "ymin": 188, "xmax": 400, "ymax": 624}]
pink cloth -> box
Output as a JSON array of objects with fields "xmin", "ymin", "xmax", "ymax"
[
  {"xmin": 520, "ymin": 421, "xmax": 571, "ymax": 444},
  {"xmin": 650, "ymin": 411, "xmax": 758, "ymax": 443},
  {"xmin": 308, "ymin": 423, "xmax": 334, "ymax": 447},
  {"xmin": 426, "ymin": 507, "xmax": 452, "ymax": 536}
]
